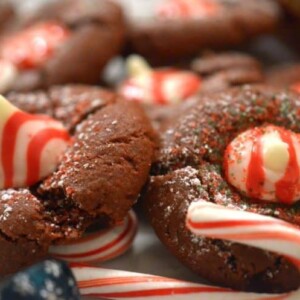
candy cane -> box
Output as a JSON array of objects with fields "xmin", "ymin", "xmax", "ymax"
[
  {"xmin": 71, "ymin": 264, "xmax": 292, "ymax": 299},
  {"xmin": 50, "ymin": 210, "xmax": 138, "ymax": 264},
  {"xmin": 186, "ymin": 200, "xmax": 300, "ymax": 299}
]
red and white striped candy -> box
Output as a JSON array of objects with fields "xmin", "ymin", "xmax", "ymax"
[
  {"xmin": 157, "ymin": 0, "xmax": 220, "ymax": 20},
  {"xmin": 186, "ymin": 200, "xmax": 300, "ymax": 299},
  {"xmin": 0, "ymin": 21, "xmax": 70, "ymax": 70},
  {"xmin": 119, "ymin": 56, "xmax": 201, "ymax": 105},
  {"xmin": 50, "ymin": 210, "xmax": 137, "ymax": 264},
  {"xmin": 71, "ymin": 264, "xmax": 297, "ymax": 299},
  {"xmin": 0, "ymin": 96, "xmax": 70, "ymax": 189}
]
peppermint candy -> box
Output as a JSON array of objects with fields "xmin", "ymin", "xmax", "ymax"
[
  {"xmin": 50, "ymin": 210, "xmax": 138, "ymax": 264},
  {"xmin": 0, "ymin": 96, "xmax": 70, "ymax": 189},
  {"xmin": 0, "ymin": 21, "xmax": 70, "ymax": 70},
  {"xmin": 119, "ymin": 55, "xmax": 201, "ymax": 105}
]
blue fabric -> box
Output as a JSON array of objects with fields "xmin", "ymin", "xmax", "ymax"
[{"xmin": 0, "ymin": 259, "xmax": 80, "ymax": 300}]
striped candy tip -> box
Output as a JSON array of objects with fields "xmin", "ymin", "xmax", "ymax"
[
  {"xmin": 50, "ymin": 210, "xmax": 138, "ymax": 264},
  {"xmin": 0, "ymin": 96, "xmax": 70, "ymax": 189},
  {"xmin": 119, "ymin": 55, "xmax": 201, "ymax": 105}
]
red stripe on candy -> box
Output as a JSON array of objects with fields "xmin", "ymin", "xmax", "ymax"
[
  {"xmin": 276, "ymin": 129, "xmax": 300, "ymax": 204},
  {"xmin": 26, "ymin": 128, "xmax": 69, "ymax": 186},
  {"xmin": 55, "ymin": 213, "xmax": 134, "ymax": 259},
  {"xmin": 0, "ymin": 112, "xmax": 51, "ymax": 187},
  {"xmin": 246, "ymin": 129, "xmax": 265, "ymax": 199},
  {"xmin": 187, "ymin": 219, "xmax": 276, "ymax": 230},
  {"xmin": 151, "ymin": 70, "xmax": 177, "ymax": 104},
  {"xmin": 85, "ymin": 286, "xmax": 231, "ymax": 298}
]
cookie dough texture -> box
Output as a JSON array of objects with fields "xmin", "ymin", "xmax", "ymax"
[
  {"xmin": 0, "ymin": 85, "xmax": 156, "ymax": 277},
  {"xmin": 145, "ymin": 86, "xmax": 300, "ymax": 293}
]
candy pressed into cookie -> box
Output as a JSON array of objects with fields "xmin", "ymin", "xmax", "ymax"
[
  {"xmin": 145, "ymin": 86, "xmax": 300, "ymax": 293},
  {"xmin": 0, "ymin": 85, "xmax": 155, "ymax": 277},
  {"xmin": 0, "ymin": 0, "xmax": 125, "ymax": 93}
]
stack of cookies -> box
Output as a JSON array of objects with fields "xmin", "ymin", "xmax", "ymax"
[{"xmin": 2, "ymin": 0, "xmax": 300, "ymax": 299}]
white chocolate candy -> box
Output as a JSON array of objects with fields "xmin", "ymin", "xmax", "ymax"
[
  {"xmin": 0, "ymin": 60, "xmax": 18, "ymax": 93},
  {"xmin": 224, "ymin": 125, "xmax": 300, "ymax": 204},
  {"xmin": 0, "ymin": 96, "xmax": 70, "ymax": 189},
  {"xmin": 50, "ymin": 210, "xmax": 137, "ymax": 263},
  {"xmin": 119, "ymin": 55, "xmax": 201, "ymax": 105}
]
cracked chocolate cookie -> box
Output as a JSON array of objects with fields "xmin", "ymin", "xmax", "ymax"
[
  {"xmin": 0, "ymin": 0, "xmax": 125, "ymax": 93},
  {"xmin": 0, "ymin": 85, "xmax": 155, "ymax": 277},
  {"xmin": 144, "ymin": 86, "xmax": 300, "ymax": 293}
]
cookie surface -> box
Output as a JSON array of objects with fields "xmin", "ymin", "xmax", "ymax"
[
  {"xmin": 144, "ymin": 86, "xmax": 300, "ymax": 293},
  {"xmin": 0, "ymin": 85, "xmax": 155, "ymax": 277},
  {"xmin": 267, "ymin": 64, "xmax": 300, "ymax": 89}
]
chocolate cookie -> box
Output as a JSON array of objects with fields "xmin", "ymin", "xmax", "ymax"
[
  {"xmin": 191, "ymin": 51, "xmax": 264, "ymax": 91},
  {"xmin": 0, "ymin": 85, "xmax": 155, "ymax": 277},
  {"xmin": 0, "ymin": 0, "xmax": 125, "ymax": 93},
  {"xmin": 144, "ymin": 86, "xmax": 300, "ymax": 293},
  {"xmin": 0, "ymin": 3, "xmax": 14, "ymax": 34},
  {"xmin": 267, "ymin": 64, "xmax": 300, "ymax": 89},
  {"xmin": 279, "ymin": 0, "xmax": 300, "ymax": 18},
  {"xmin": 126, "ymin": 0, "xmax": 280, "ymax": 64}
]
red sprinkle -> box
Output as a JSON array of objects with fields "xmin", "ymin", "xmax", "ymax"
[{"xmin": 246, "ymin": 128, "xmax": 265, "ymax": 200}]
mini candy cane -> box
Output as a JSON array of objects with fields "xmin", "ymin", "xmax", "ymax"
[
  {"xmin": 50, "ymin": 210, "xmax": 137, "ymax": 264},
  {"xmin": 71, "ymin": 264, "xmax": 293, "ymax": 299}
]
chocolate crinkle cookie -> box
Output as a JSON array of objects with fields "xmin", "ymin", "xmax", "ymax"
[
  {"xmin": 0, "ymin": 85, "xmax": 156, "ymax": 277},
  {"xmin": 126, "ymin": 0, "xmax": 280, "ymax": 64},
  {"xmin": 144, "ymin": 86, "xmax": 300, "ymax": 293},
  {"xmin": 267, "ymin": 64, "xmax": 300, "ymax": 90},
  {"xmin": 0, "ymin": 0, "xmax": 125, "ymax": 93},
  {"xmin": 191, "ymin": 51, "xmax": 264, "ymax": 92}
]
